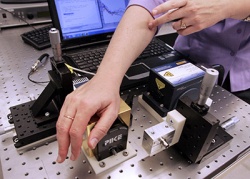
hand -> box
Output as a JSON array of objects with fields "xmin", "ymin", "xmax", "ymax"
[
  {"xmin": 56, "ymin": 75, "xmax": 120, "ymax": 163},
  {"xmin": 148, "ymin": 0, "xmax": 230, "ymax": 35}
]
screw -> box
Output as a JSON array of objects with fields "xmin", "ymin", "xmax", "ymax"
[
  {"xmin": 45, "ymin": 112, "xmax": 50, "ymax": 117},
  {"xmin": 99, "ymin": 161, "xmax": 105, "ymax": 168},
  {"xmin": 123, "ymin": 151, "xmax": 128, "ymax": 156},
  {"xmin": 7, "ymin": 114, "xmax": 13, "ymax": 120},
  {"xmin": 13, "ymin": 137, "xmax": 19, "ymax": 143}
]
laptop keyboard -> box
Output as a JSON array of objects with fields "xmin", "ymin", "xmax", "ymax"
[
  {"xmin": 21, "ymin": 24, "xmax": 53, "ymax": 50},
  {"xmin": 68, "ymin": 38, "xmax": 172, "ymax": 73},
  {"xmin": 68, "ymin": 47, "xmax": 106, "ymax": 72},
  {"xmin": 21, "ymin": 25, "xmax": 173, "ymax": 71}
]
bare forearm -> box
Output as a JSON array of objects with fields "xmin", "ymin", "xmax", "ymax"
[
  {"xmin": 96, "ymin": 6, "xmax": 157, "ymax": 87},
  {"xmin": 228, "ymin": 0, "xmax": 250, "ymax": 19}
]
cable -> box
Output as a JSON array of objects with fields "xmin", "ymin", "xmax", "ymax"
[
  {"xmin": 0, "ymin": 7, "xmax": 37, "ymax": 30},
  {"xmin": 31, "ymin": 53, "xmax": 49, "ymax": 72},
  {"xmin": 62, "ymin": 54, "xmax": 96, "ymax": 76},
  {"xmin": 28, "ymin": 53, "xmax": 50, "ymax": 84},
  {"xmin": 65, "ymin": 63, "xmax": 96, "ymax": 76},
  {"xmin": 28, "ymin": 53, "xmax": 95, "ymax": 84}
]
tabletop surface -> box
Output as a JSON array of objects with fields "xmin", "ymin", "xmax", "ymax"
[{"xmin": 0, "ymin": 25, "xmax": 249, "ymax": 179}]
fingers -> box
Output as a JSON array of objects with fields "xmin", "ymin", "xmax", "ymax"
[
  {"xmin": 56, "ymin": 84, "xmax": 120, "ymax": 163},
  {"xmin": 171, "ymin": 17, "xmax": 204, "ymax": 36},
  {"xmin": 172, "ymin": 19, "xmax": 190, "ymax": 35},
  {"xmin": 56, "ymin": 92, "xmax": 94, "ymax": 163},
  {"xmin": 88, "ymin": 107, "xmax": 118, "ymax": 149},
  {"xmin": 149, "ymin": 0, "xmax": 217, "ymax": 35},
  {"xmin": 69, "ymin": 109, "xmax": 90, "ymax": 161},
  {"xmin": 152, "ymin": 0, "xmax": 186, "ymax": 16},
  {"xmin": 172, "ymin": 18, "xmax": 190, "ymax": 31},
  {"xmin": 57, "ymin": 104, "xmax": 117, "ymax": 163},
  {"xmin": 56, "ymin": 95, "xmax": 76, "ymax": 163},
  {"xmin": 148, "ymin": 0, "xmax": 187, "ymax": 29},
  {"xmin": 56, "ymin": 118, "xmax": 71, "ymax": 163}
]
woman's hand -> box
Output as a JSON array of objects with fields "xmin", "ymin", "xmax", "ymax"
[
  {"xmin": 56, "ymin": 75, "xmax": 120, "ymax": 163},
  {"xmin": 55, "ymin": 4, "xmax": 159, "ymax": 163},
  {"xmin": 149, "ymin": 0, "xmax": 230, "ymax": 35}
]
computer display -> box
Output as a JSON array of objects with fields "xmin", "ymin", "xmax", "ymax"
[{"xmin": 53, "ymin": 0, "xmax": 129, "ymax": 41}]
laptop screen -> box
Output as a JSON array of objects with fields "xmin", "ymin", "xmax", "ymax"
[{"xmin": 48, "ymin": 0, "xmax": 129, "ymax": 46}]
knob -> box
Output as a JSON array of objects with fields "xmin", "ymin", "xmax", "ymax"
[{"xmin": 27, "ymin": 13, "xmax": 34, "ymax": 20}]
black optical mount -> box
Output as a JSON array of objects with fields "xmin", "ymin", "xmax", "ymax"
[
  {"xmin": 8, "ymin": 57, "xmax": 73, "ymax": 149},
  {"xmin": 175, "ymin": 96, "xmax": 233, "ymax": 163}
]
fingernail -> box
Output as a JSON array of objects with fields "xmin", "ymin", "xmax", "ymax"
[
  {"xmin": 56, "ymin": 155, "xmax": 62, "ymax": 163},
  {"xmin": 70, "ymin": 153, "xmax": 76, "ymax": 161},
  {"xmin": 90, "ymin": 138, "xmax": 98, "ymax": 149}
]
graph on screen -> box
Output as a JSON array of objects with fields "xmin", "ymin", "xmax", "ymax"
[
  {"xmin": 99, "ymin": 0, "xmax": 126, "ymax": 24},
  {"xmin": 54, "ymin": 0, "xmax": 128, "ymax": 39}
]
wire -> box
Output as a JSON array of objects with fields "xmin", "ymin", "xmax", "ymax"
[
  {"xmin": 27, "ymin": 53, "xmax": 95, "ymax": 84},
  {"xmin": 62, "ymin": 54, "xmax": 96, "ymax": 76},
  {"xmin": 0, "ymin": 7, "xmax": 37, "ymax": 30},
  {"xmin": 28, "ymin": 53, "xmax": 50, "ymax": 84},
  {"xmin": 31, "ymin": 53, "xmax": 49, "ymax": 72},
  {"xmin": 65, "ymin": 63, "xmax": 96, "ymax": 76},
  {"xmin": 28, "ymin": 71, "xmax": 49, "ymax": 84}
]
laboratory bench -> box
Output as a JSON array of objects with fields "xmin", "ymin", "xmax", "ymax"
[{"xmin": 0, "ymin": 24, "xmax": 250, "ymax": 179}]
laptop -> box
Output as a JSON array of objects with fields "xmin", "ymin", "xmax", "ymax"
[{"xmin": 47, "ymin": 0, "xmax": 183, "ymax": 91}]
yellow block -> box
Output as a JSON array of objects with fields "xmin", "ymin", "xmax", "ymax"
[{"xmin": 118, "ymin": 98, "xmax": 131, "ymax": 127}]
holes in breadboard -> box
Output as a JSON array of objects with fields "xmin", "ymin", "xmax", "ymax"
[
  {"xmin": 2, "ymin": 151, "xmax": 86, "ymax": 178},
  {"xmin": 1, "ymin": 40, "xmax": 250, "ymax": 179},
  {"xmin": 0, "ymin": 46, "xmax": 50, "ymax": 107}
]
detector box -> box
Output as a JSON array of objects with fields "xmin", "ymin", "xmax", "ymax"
[{"xmin": 142, "ymin": 60, "xmax": 205, "ymax": 116}]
